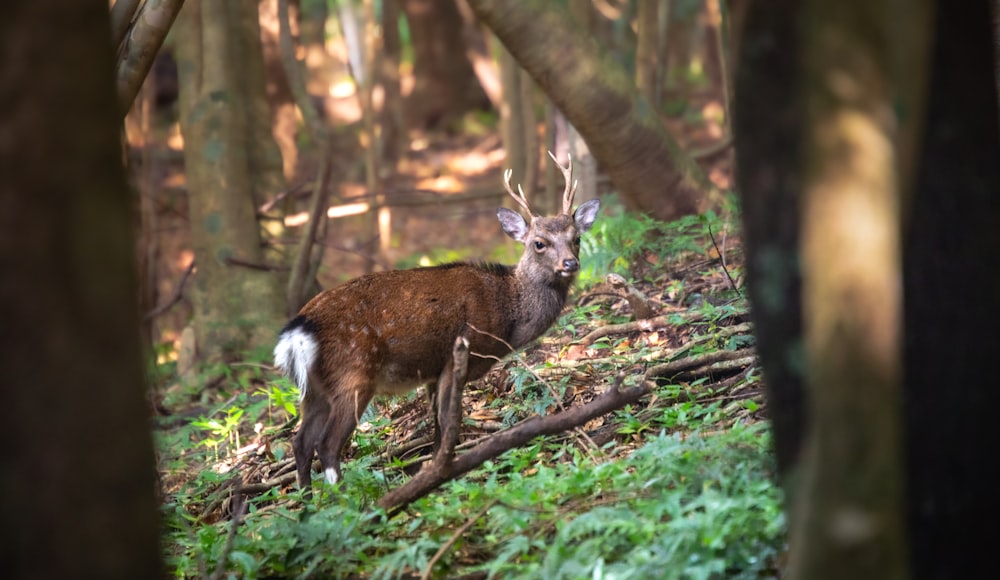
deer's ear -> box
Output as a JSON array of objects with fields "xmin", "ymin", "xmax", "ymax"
[
  {"xmin": 573, "ymin": 199, "xmax": 601, "ymax": 233},
  {"xmin": 497, "ymin": 208, "xmax": 530, "ymax": 242}
]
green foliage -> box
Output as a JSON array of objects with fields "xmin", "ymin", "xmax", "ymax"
[{"xmin": 578, "ymin": 196, "xmax": 739, "ymax": 288}]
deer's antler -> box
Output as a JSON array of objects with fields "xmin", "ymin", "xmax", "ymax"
[
  {"xmin": 503, "ymin": 168, "xmax": 535, "ymax": 218},
  {"xmin": 547, "ymin": 150, "xmax": 578, "ymax": 215}
]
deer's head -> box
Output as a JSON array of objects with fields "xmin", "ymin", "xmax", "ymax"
[{"xmin": 497, "ymin": 152, "xmax": 601, "ymax": 288}]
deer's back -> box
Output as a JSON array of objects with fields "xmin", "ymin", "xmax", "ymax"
[{"xmin": 299, "ymin": 262, "xmax": 521, "ymax": 393}]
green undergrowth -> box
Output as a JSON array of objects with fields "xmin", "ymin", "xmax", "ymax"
[
  {"xmin": 156, "ymin": 198, "xmax": 786, "ymax": 578},
  {"xmin": 163, "ymin": 426, "xmax": 782, "ymax": 579}
]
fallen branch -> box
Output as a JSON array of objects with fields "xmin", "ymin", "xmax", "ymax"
[
  {"xmin": 645, "ymin": 348, "xmax": 755, "ymax": 380},
  {"xmin": 377, "ymin": 373, "xmax": 648, "ymax": 516}
]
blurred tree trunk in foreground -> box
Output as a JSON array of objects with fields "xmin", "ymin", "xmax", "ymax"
[
  {"xmin": 467, "ymin": 0, "xmax": 712, "ymax": 222},
  {"xmin": 731, "ymin": 0, "xmax": 806, "ymax": 482},
  {"xmin": 0, "ymin": 2, "xmax": 162, "ymax": 577},
  {"xmin": 902, "ymin": 1, "xmax": 1000, "ymax": 575},
  {"xmin": 736, "ymin": 0, "xmax": 1000, "ymax": 577},
  {"xmin": 177, "ymin": 0, "xmax": 286, "ymax": 365}
]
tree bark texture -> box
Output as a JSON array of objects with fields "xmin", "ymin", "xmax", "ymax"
[
  {"xmin": 467, "ymin": 0, "xmax": 711, "ymax": 222},
  {"xmin": 177, "ymin": 0, "xmax": 285, "ymax": 363},
  {"xmin": 399, "ymin": 0, "xmax": 490, "ymax": 129},
  {"xmin": 903, "ymin": 1, "xmax": 1000, "ymax": 576},
  {"xmin": 0, "ymin": 2, "xmax": 162, "ymax": 577},
  {"xmin": 732, "ymin": 0, "xmax": 805, "ymax": 479}
]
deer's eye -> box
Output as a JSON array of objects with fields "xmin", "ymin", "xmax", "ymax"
[
  {"xmin": 533, "ymin": 240, "xmax": 546, "ymax": 252},
  {"xmin": 573, "ymin": 236, "xmax": 581, "ymax": 246}
]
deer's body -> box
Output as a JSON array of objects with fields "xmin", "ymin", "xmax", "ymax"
[{"xmin": 275, "ymin": 154, "xmax": 599, "ymax": 490}]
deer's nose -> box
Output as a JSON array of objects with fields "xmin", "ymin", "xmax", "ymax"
[{"xmin": 562, "ymin": 258, "xmax": 579, "ymax": 272}]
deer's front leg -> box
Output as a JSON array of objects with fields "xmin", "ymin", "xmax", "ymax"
[{"xmin": 432, "ymin": 336, "xmax": 469, "ymax": 468}]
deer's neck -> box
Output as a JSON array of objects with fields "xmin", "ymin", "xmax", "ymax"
[{"xmin": 508, "ymin": 267, "xmax": 572, "ymax": 348}]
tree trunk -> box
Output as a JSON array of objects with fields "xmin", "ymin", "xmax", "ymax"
[
  {"xmin": 499, "ymin": 46, "xmax": 529, "ymax": 191},
  {"xmin": 467, "ymin": 0, "xmax": 711, "ymax": 222},
  {"xmin": 240, "ymin": 0, "xmax": 290, "ymax": 210},
  {"xmin": 381, "ymin": 0, "xmax": 407, "ymax": 167},
  {"xmin": 636, "ymin": 0, "xmax": 659, "ymax": 106},
  {"xmin": 786, "ymin": 0, "xmax": 910, "ymax": 575},
  {"xmin": 903, "ymin": 1, "xmax": 1000, "ymax": 576},
  {"xmin": 177, "ymin": 0, "xmax": 286, "ymax": 364},
  {"xmin": 732, "ymin": 0, "xmax": 805, "ymax": 483},
  {"xmin": 0, "ymin": 2, "xmax": 161, "ymax": 576},
  {"xmin": 399, "ymin": 0, "xmax": 490, "ymax": 129},
  {"xmin": 258, "ymin": 0, "xmax": 302, "ymax": 184},
  {"xmin": 735, "ymin": 0, "xmax": 1000, "ymax": 578}
]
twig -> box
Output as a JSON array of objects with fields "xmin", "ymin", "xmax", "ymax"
[
  {"xmin": 420, "ymin": 499, "xmax": 498, "ymax": 580},
  {"xmin": 224, "ymin": 256, "xmax": 290, "ymax": 272},
  {"xmin": 707, "ymin": 223, "xmax": 741, "ymax": 295},
  {"xmin": 258, "ymin": 181, "xmax": 310, "ymax": 214},
  {"xmin": 144, "ymin": 260, "xmax": 195, "ymax": 320}
]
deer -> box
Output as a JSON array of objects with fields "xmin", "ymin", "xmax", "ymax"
[{"xmin": 273, "ymin": 152, "xmax": 601, "ymax": 491}]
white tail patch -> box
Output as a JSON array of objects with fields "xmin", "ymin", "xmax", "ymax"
[{"xmin": 274, "ymin": 326, "xmax": 318, "ymax": 401}]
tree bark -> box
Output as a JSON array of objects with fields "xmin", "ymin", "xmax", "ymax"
[
  {"xmin": 0, "ymin": 2, "xmax": 161, "ymax": 576},
  {"xmin": 732, "ymin": 0, "xmax": 805, "ymax": 482},
  {"xmin": 177, "ymin": 0, "xmax": 286, "ymax": 363},
  {"xmin": 467, "ymin": 0, "xmax": 711, "ymax": 222}
]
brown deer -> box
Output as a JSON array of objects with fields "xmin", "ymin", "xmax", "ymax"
[{"xmin": 274, "ymin": 153, "xmax": 600, "ymax": 490}]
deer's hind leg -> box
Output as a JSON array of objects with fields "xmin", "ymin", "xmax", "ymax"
[
  {"xmin": 294, "ymin": 384, "xmax": 330, "ymax": 492},
  {"xmin": 317, "ymin": 374, "xmax": 376, "ymax": 486}
]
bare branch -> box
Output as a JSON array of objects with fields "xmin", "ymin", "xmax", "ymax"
[{"xmin": 116, "ymin": 0, "xmax": 185, "ymax": 116}]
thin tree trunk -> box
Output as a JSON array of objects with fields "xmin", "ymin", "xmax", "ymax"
[
  {"xmin": 467, "ymin": 0, "xmax": 712, "ymax": 222},
  {"xmin": 0, "ymin": 2, "xmax": 162, "ymax": 575},
  {"xmin": 519, "ymin": 67, "xmax": 539, "ymax": 197},
  {"xmin": 456, "ymin": 0, "xmax": 503, "ymax": 109},
  {"xmin": 116, "ymin": 0, "xmax": 185, "ymax": 116},
  {"xmin": 380, "ymin": 0, "xmax": 407, "ymax": 167},
  {"xmin": 499, "ymin": 46, "xmax": 528, "ymax": 191},
  {"xmin": 636, "ymin": 0, "xmax": 658, "ymax": 106},
  {"xmin": 278, "ymin": 0, "xmax": 334, "ymax": 313}
]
